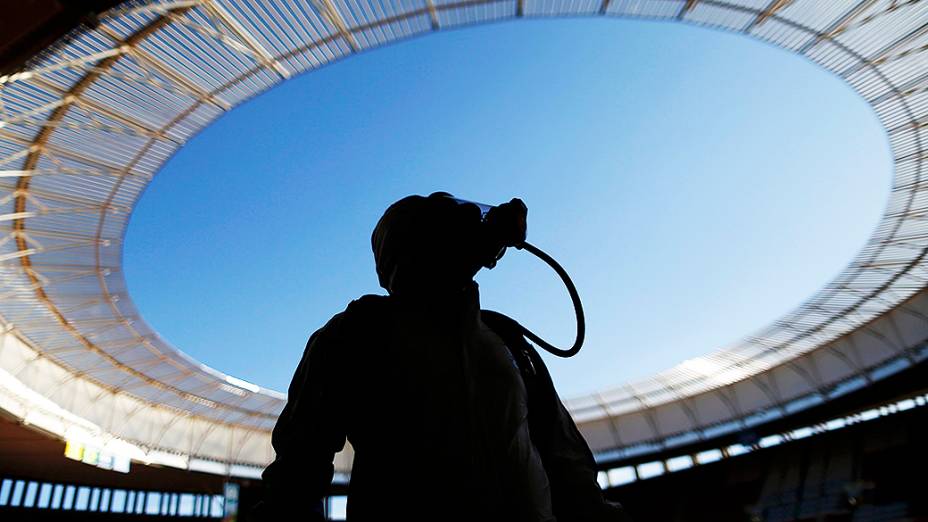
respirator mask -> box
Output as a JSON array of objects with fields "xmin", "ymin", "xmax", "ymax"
[{"xmin": 440, "ymin": 193, "xmax": 585, "ymax": 358}]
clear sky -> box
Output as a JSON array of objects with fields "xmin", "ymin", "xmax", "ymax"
[{"xmin": 123, "ymin": 18, "xmax": 890, "ymax": 399}]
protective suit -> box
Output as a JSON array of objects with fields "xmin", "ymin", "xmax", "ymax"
[{"xmin": 256, "ymin": 194, "xmax": 627, "ymax": 521}]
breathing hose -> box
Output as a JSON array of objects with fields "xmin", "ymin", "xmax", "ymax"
[{"xmin": 514, "ymin": 241, "xmax": 585, "ymax": 358}]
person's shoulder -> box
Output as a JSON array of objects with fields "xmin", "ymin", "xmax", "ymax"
[
  {"xmin": 344, "ymin": 293, "xmax": 391, "ymax": 323},
  {"xmin": 321, "ymin": 294, "xmax": 392, "ymax": 336},
  {"xmin": 480, "ymin": 309, "xmax": 526, "ymax": 347},
  {"xmin": 302, "ymin": 295, "xmax": 391, "ymax": 362},
  {"xmin": 346, "ymin": 293, "xmax": 391, "ymax": 314}
]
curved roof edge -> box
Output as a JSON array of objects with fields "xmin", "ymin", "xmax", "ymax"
[
  {"xmin": 574, "ymin": 286, "xmax": 928, "ymax": 460},
  {"xmin": 0, "ymin": 323, "xmax": 272, "ymax": 475}
]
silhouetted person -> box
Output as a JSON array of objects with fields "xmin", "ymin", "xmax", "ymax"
[{"xmin": 254, "ymin": 192, "xmax": 627, "ymax": 522}]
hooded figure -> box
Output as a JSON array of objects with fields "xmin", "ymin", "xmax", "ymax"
[
  {"xmin": 371, "ymin": 193, "xmax": 489, "ymax": 295},
  {"xmin": 255, "ymin": 193, "xmax": 627, "ymax": 522}
]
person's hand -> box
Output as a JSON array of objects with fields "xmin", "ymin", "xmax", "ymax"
[
  {"xmin": 477, "ymin": 198, "xmax": 527, "ymax": 269},
  {"xmin": 485, "ymin": 197, "xmax": 527, "ymax": 248}
]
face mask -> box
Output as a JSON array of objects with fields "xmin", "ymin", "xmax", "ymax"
[
  {"xmin": 447, "ymin": 196, "xmax": 493, "ymax": 218},
  {"xmin": 432, "ymin": 192, "xmax": 528, "ymax": 269},
  {"xmin": 430, "ymin": 192, "xmax": 584, "ymax": 357}
]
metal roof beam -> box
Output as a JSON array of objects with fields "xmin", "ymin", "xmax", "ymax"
[
  {"xmin": 0, "ymin": 47, "xmax": 127, "ymax": 85},
  {"xmin": 0, "ymin": 226, "xmax": 113, "ymax": 243},
  {"xmin": 0, "ymin": 167, "xmax": 128, "ymax": 178},
  {"xmin": 0, "ymin": 206, "xmax": 115, "ymax": 222},
  {"xmin": 0, "ymin": 269, "xmax": 99, "ymax": 300},
  {"xmin": 0, "ymin": 183, "xmax": 128, "ymax": 212},
  {"xmin": 0, "ymin": 147, "xmax": 35, "ymax": 168},
  {"xmin": 839, "ymin": 21, "xmax": 928, "ymax": 78},
  {"xmin": 96, "ymin": 24, "xmax": 232, "ymax": 111},
  {"xmin": 0, "ymin": 129, "xmax": 135, "ymax": 174},
  {"xmin": 311, "ymin": 0, "xmax": 360, "ymax": 52},
  {"xmin": 797, "ymin": 0, "xmax": 879, "ymax": 54},
  {"xmin": 871, "ymin": 68, "xmax": 928, "ymax": 104},
  {"xmin": 56, "ymin": 297, "xmax": 105, "ymax": 314},
  {"xmin": 0, "ymin": 117, "xmax": 159, "ymax": 141},
  {"xmin": 72, "ymin": 96, "xmax": 172, "ymax": 141},
  {"xmin": 744, "ymin": 0, "xmax": 792, "ymax": 32},
  {"xmin": 201, "ymin": 0, "xmax": 293, "ymax": 79},
  {"xmin": 425, "ymin": 0, "xmax": 440, "ymax": 29},
  {"xmin": 0, "ymin": 97, "xmax": 73, "ymax": 127},
  {"xmin": 0, "ymin": 262, "xmax": 116, "ymax": 274},
  {"xmin": 677, "ymin": 0, "xmax": 698, "ymax": 19}
]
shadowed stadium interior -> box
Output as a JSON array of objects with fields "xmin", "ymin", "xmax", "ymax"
[{"xmin": 1, "ymin": 0, "xmax": 927, "ymax": 520}]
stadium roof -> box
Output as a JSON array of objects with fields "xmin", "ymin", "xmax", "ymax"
[{"xmin": 1, "ymin": 0, "xmax": 928, "ymax": 476}]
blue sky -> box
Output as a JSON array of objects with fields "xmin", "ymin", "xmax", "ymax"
[{"xmin": 123, "ymin": 18, "xmax": 890, "ymax": 399}]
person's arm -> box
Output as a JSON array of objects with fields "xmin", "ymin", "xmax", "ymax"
[
  {"xmin": 544, "ymin": 398, "xmax": 631, "ymax": 522},
  {"xmin": 526, "ymin": 347, "xmax": 631, "ymax": 522},
  {"xmin": 481, "ymin": 310, "xmax": 629, "ymax": 521},
  {"xmin": 253, "ymin": 314, "xmax": 350, "ymax": 522}
]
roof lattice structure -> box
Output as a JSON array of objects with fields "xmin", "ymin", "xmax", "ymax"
[{"xmin": 1, "ymin": 0, "xmax": 928, "ymax": 475}]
